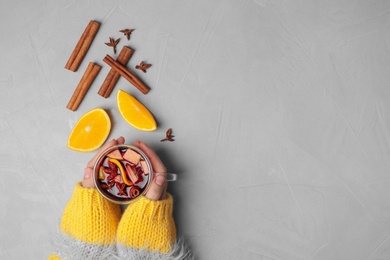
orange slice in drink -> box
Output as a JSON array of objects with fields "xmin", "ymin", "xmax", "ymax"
[
  {"xmin": 117, "ymin": 89, "xmax": 157, "ymax": 131},
  {"xmin": 109, "ymin": 158, "xmax": 133, "ymax": 186},
  {"xmin": 67, "ymin": 108, "xmax": 111, "ymax": 152}
]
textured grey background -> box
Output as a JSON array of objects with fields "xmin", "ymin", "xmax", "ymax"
[{"xmin": 1, "ymin": 0, "xmax": 390, "ymax": 259}]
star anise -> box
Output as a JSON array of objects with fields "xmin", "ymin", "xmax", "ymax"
[
  {"xmin": 105, "ymin": 37, "xmax": 120, "ymax": 54},
  {"xmin": 135, "ymin": 61, "xmax": 152, "ymax": 73},
  {"xmin": 119, "ymin": 29, "xmax": 135, "ymax": 40},
  {"xmin": 161, "ymin": 128, "xmax": 174, "ymax": 142},
  {"xmin": 116, "ymin": 182, "xmax": 127, "ymax": 197}
]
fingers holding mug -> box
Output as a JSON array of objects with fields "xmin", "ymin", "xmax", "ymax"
[{"xmin": 134, "ymin": 140, "xmax": 174, "ymax": 201}]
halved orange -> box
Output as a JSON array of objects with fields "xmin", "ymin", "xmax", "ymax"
[
  {"xmin": 117, "ymin": 89, "xmax": 157, "ymax": 131},
  {"xmin": 67, "ymin": 108, "xmax": 111, "ymax": 152}
]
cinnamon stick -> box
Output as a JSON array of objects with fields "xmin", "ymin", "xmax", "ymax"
[
  {"xmin": 103, "ymin": 55, "xmax": 150, "ymax": 94},
  {"xmin": 98, "ymin": 46, "xmax": 134, "ymax": 98},
  {"xmin": 66, "ymin": 62, "xmax": 101, "ymax": 111},
  {"xmin": 65, "ymin": 20, "xmax": 100, "ymax": 72}
]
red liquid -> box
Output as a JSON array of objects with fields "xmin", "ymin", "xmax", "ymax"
[{"xmin": 97, "ymin": 147, "xmax": 150, "ymax": 201}]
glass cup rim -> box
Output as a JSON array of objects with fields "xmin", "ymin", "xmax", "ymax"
[{"xmin": 93, "ymin": 144, "xmax": 154, "ymax": 204}]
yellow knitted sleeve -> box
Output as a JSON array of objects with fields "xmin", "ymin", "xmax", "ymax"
[
  {"xmin": 49, "ymin": 182, "xmax": 122, "ymax": 259},
  {"xmin": 116, "ymin": 193, "xmax": 177, "ymax": 253},
  {"xmin": 60, "ymin": 182, "xmax": 121, "ymax": 245}
]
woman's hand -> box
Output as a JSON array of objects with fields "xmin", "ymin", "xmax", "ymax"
[
  {"xmin": 82, "ymin": 136, "xmax": 125, "ymax": 188},
  {"xmin": 134, "ymin": 140, "xmax": 168, "ymax": 200}
]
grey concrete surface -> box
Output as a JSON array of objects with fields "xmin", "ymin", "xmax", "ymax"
[{"xmin": 1, "ymin": 0, "xmax": 390, "ymax": 259}]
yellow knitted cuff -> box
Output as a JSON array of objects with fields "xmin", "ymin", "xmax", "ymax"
[
  {"xmin": 60, "ymin": 182, "xmax": 121, "ymax": 245},
  {"xmin": 116, "ymin": 194, "xmax": 177, "ymax": 253}
]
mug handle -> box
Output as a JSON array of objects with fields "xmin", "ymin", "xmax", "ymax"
[{"xmin": 166, "ymin": 173, "xmax": 177, "ymax": 182}]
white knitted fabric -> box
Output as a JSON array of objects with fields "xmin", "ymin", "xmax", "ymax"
[
  {"xmin": 51, "ymin": 231, "xmax": 116, "ymax": 260},
  {"xmin": 115, "ymin": 239, "xmax": 194, "ymax": 260},
  {"xmin": 52, "ymin": 232, "xmax": 194, "ymax": 260}
]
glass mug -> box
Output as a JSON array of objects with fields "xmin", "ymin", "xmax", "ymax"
[{"xmin": 93, "ymin": 144, "xmax": 176, "ymax": 204}]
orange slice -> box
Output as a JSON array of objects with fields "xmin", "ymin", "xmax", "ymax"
[
  {"xmin": 117, "ymin": 89, "xmax": 157, "ymax": 131},
  {"xmin": 109, "ymin": 158, "xmax": 133, "ymax": 186},
  {"xmin": 67, "ymin": 108, "xmax": 111, "ymax": 152}
]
